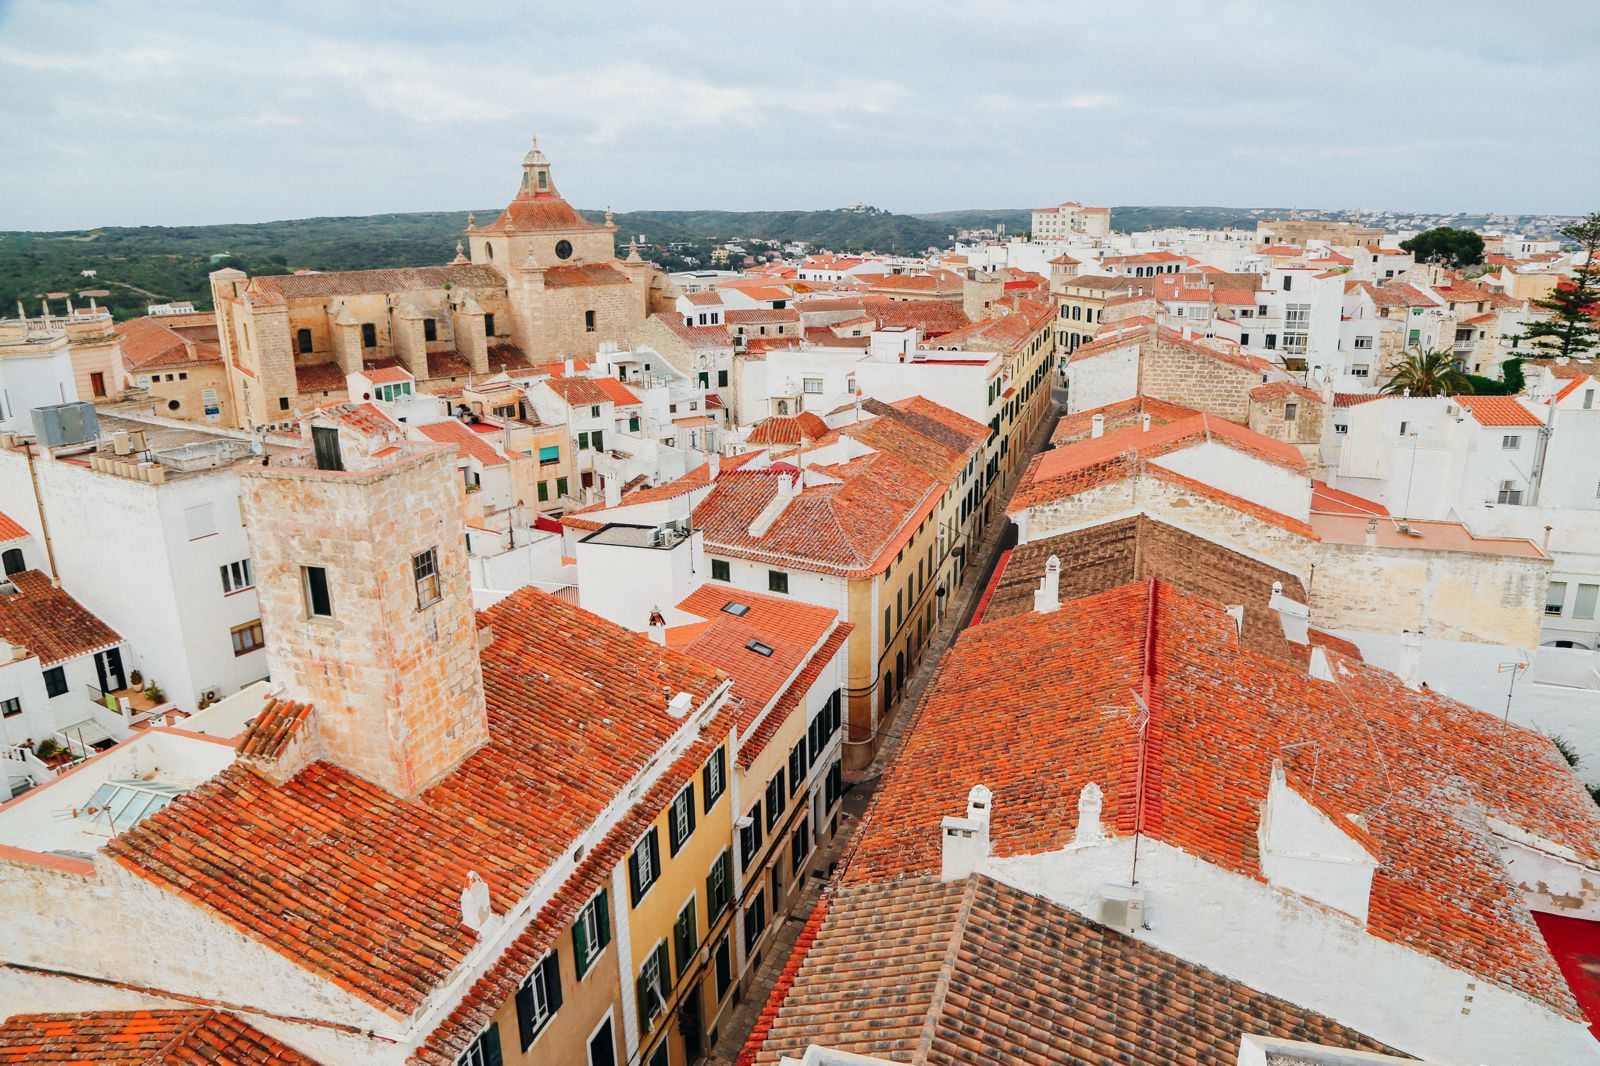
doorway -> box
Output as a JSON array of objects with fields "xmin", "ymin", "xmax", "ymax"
[{"xmin": 94, "ymin": 647, "xmax": 126, "ymax": 694}]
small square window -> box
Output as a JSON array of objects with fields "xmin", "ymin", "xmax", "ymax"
[
  {"xmin": 768, "ymin": 570, "xmax": 788, "ymax": 594},
  {"xmin": 413, "ymin": 548, "xmax": 441, "ymax": 609},
  {"xmin": 711, "ymin": 559, "xmax": 730, "ymax": 582}
]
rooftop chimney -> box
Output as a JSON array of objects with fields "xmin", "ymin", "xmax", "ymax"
[
  {"xmin": 940, "ymin": 784, "xmax": 993, "ymax": 881},
  {"xmin": 460, "ymin": 871, "xmax": 493, "ymax": 933},
  {"xmin": 1398, "ymin": 629, "xmax": 1424, "ymax": 690},
  {"xmin": 708, "ymin": 451, "xmax": 721, "ymax": 480},
  {"xmin": 1091, "ymin": 413, "xmax": 1105, "ymax": 438},
  {"xmin": 1073, "ymin": 781, "xmax": 1104, "ymax": 846},
  {"xmin": 666, "ymin": 691, "xmax": 694, "ymax": 718},
  {"xmin": 563, "ymin": 356, "xmax": 576, "ymax": 375},
  {"xmin": 1141, "ymin": 413, "xmax": 1152, "ymax": 432},
  {"xmin": 604, "ymin": 474, "xmax": 622, "ymax": 508},
  {"xmin": 1033, "ymin": 554, "xmax": 1061, "ymax": 613}
]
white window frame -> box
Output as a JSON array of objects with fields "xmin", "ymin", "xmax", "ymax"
[
  {"xmin": 802, "ymin": 377, "xmax": 824, "ymax": 395},
  {"xmin": 220, "ymin": 558, "xmax": 253, "ymax": 594},
  {"xmin": 1501, "ymin": 434, "xmax": 1521, "ymax": 450}
]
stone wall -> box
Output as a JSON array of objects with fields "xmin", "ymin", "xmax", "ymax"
[{"xmin": 1141, "ymin": 337, "xmax": 1258, "ymax": 422}]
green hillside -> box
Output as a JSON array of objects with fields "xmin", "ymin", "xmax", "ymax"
[{"xmin": 0, "ymin": 203, "xmax": 1264, "ymax": 321}]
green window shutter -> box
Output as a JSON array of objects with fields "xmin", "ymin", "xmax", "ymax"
[
  {"xmin": 483, "ymin": 1022, "xmax": 504, "ymax": 1066},
  {"xmin": 515, "ymin": 979, "xmax": 535, "ymax": 1050},
  {"xmin": 573, "ymin": 910, "xmax": 591, "ymax": 977},
  {"xmin": 539, "ymin": 445, "xmax": 559, "ymax": 462},
  {"xmin": 596, "ymin": 888, "xmax": 612, "ymax": 950},
  {"xmin": 557, "ymin": 477, "xmax": 568, "ymax": 497},
  {"xmin": 594, "ymin": 430, "xmax": 604, "ymax": 451},
  {"xmin": 537, "ymin": 481, "xmax": 549, "ymax": 502},
  {"xmin": 628, "ymin": 846, "xmax": 643, "ymax": 907},
  {"xmin": 542, "ymin": 950, "xmax": 563, "ymax": 1014},
  {"xmin": 656, "ymin": 941, "xmax": 672, "ymax": 991}
]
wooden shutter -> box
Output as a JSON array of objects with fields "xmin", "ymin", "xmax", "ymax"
[
  {"xmin": 595, "ymin": 889, "xmax": 612, "ymax": 950},
  {"xmin": 515, "ymin": 977, "xmax": 535, "ymax": 1050},
  {"xmin": 574, "ymin": 907, "xmax": 591, "ymax": 977},
  {"xmin": 628, "ymin": 845, "xmax": 643, "ymax": 907},
  {"xmin": 541, "ymin": 950, "xmax": 563, "ymax": 1014},
  {"xmin": 482, "ymin": 1022, "xmax": 503, "ymax": 1066},
  {"xmin": 648, "ymin": 828, "xmax": 661, "ymax": 884}
]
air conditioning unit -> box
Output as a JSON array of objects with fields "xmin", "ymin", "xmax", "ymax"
[
  {"xmin": 1098, "ymin": 883, "xmax": 1147, "ymax": 935},
  {"xmin": 202, "ymin": 688, "xmax": 221, "ymax": 703}
]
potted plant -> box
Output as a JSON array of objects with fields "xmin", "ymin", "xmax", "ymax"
[
  {"xmin": 129, "ymin": 668, "xmax": 143, "ymax": 688},
  {"xmin": 145, "ymin": 681, "xmax": 166, "ymax": 704}
]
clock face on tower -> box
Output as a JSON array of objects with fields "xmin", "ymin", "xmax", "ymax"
[{"xmin": 555, "ymin": 240, "xmax": 573, "ymax": 260}]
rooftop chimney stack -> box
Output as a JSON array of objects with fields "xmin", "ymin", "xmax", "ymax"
[
  {"xmin": 1398, "ymin": 629, "xmax": 1424, "ymax": 690},
  {"xmin": 940, "ymin": 784, "xmax": 993, "ymax": 881},
  {"xmin": 1142, "ymin": 413, "xmax": 1152, "ymax": 432},
  {"xmin": 1033, "ymin": 554, "xmax": 1061, "ymax": 614},
  {"xmin": 563, "ymin": 356, "xmax": 576, "ymax": 375},
  {"xmin": 1091, "ymin": 413, "xmax": 1105, "ymax": 438},
  {"xmin": 708, "ymin": 451, "xmax": 721, "ymax": 480},
  {"xmin": 604, "ymin": 474, "xmax": 622, "ymax": 508}
]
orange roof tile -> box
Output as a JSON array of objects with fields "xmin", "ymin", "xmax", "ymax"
[
  {"xmin": 1455, "ymin": 394, "xmax": 1543, "ymax": 427},
  {"xmin": 0, "ymin": 510, "xmax": 27, "ymax": 542},
  {"xmin": 0, "ymin": 570, "xmax": 121, "ymax": 666},
  {"xmin": 591, "ymin": 377, "xmax": 641, "ymax": 406},
  {"xmin": 105, "ymin": 588, "xmax": 729, "ymax": 1018},
  {"xmin": 844, "ymin": 580, "xmax": 1600, "ymax": 1017},
  {"xmin": 747, "ymin": 412, "xmax": 830, "ymax": 445},
  {"xmin": 416, "ymin": 419, "xmax": 509, "ymax": 467},
  {"xmin": 0, "ymin": 1009, "xmax": 319, "ymax": 1065}
]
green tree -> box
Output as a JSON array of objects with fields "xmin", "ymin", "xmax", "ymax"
[
  {"xmin": 1524, "ymin": 212, "xmax": 1600, "ymax": 360},
  {"xmin": 1381, "ymin": 348, "xmax": 1474, "ymax": 397},
  {"xmin": 1400, "ymin": 226, "xmax": 1485, "ymax": 268}
]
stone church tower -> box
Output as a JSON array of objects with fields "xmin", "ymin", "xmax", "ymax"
[
  {"xmin": 466, "ymin": 133, "xmax": 671, "ymax": 359},
  {"xmin": 238, "ymin": 414, "xmax": 489, "ymax": 799}
]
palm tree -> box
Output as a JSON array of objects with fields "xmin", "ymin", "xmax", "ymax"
[{"xmin": 1380, "ymin": 348, "xmax": 1474, "ymax": 397}]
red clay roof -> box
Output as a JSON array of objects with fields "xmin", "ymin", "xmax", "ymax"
[
  {"xmin": 694, "ymin": 451, "xmax": 942, "ymax": 580},
  {"xmin": 1455, "ymin": 394, "xmax": 1543, "ymax": 427},
  {"xmin": 478, "ymin": 196, "xmax": 600, "ymax": 234},
  {"xmin": 0, "ymin": 510, "xmax": 27, "ymax": 542},
  {"xmin": 747, "ymin": 412, "xmax": 829, "ymax": 445},
  {"xmin": 416, "ymin": 419, "xmax": 509, "ymax": 467},
  {"xmin": 651, "ymin": 313, "xmax": 735, "ymax": 350},
  {"xmin": 1250, "ymin": 381, "xmax": 1322, "ymax": 404},
  {"xmin": 105, "ymin": 588, "xmax": 728, "ymax": 1018},
  {"xmin": 591, "ymin": 377, "xmax": 641, "ymax": 406},
  {"xmin": 0, "ymin": 569, "xmax": 121, "ymax": 666},
  {"xmin": 543, "ymin": 263, "xmax": 629, "ymax": 288},
  {"xmin": 293, "ymin": 361, "xmax": 347, "ymax": 394},
  {"xmin": 540, "ymin": 374, "xmax": 611, "ymax": 407},
  {"xmin": 1015, "ymin": 412, "xmax": 1305, "ymax": 514},
  {"xmin": 845, "ymin": 579, "xmax": 1600, "ymax": 1016},
  {"xmin": 1052, "ymin": 396, "xmax": 1202, "ymax": 446},
  {"xmin": 118, "ymin": 316, "xmax": 221, "ymax": 370},
  {"xmin": 1311, "ymin": 480, "xmax": 1389, "ymax": 517},
  {"xmin": 0, "ymin": 1009, "xmax": 319, "ymax": 1065}
]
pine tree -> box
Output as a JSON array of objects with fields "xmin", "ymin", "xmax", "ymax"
[{"xmin": 1524, "ymin": 212, "xmax": 1600, "ymax": 359}]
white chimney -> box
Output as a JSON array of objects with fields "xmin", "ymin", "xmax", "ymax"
[
  {"xmin": 777, "ymin": 472, "xmax": 794, "ymax": 501},
  {"xmin": 1141, "ymin": 413, "xmax": 1152, "ymax": 432},
  {"xmin": 1364, "ymin": 517, "xmax": 1378, "ymax": 548},
  {"xmin": 940, "ymin": 784, "xmax": 993, "ymax": 882},
  {"xmin": 563, "ymin": 356, "xmax": 576, "ymax": 375},
  {"xmin": 1398, "ymin": 629, "xmax": 1424, "ymax": 690},
  {"xmin": 666, "ymin": 691, "xmax": 693, "ymax": 718},
  {"xmin": 1073, "ymin": 782, "xmax": 1104, "ymax": 846},
  {"xmin": 604, "ymin": 475, "xmax": 622, "ymax": 508},
  {"xmin": 648, "ymin": 616, "xmax": 667, "ymax": 646},
  {"xmin": 460, "ymin": 871, "xmax": 492, "ymax": 933},
  {"xmin": 708, "ymin": 451, "xmax": 721, "ymax": 480},
  {"xmin": 1033, "ymin": 554, "xmax": 1061, "ymax": 613},
  {"xmin": 1091, "ymin": 413, "xmax": 1105, "ymax": 438}
]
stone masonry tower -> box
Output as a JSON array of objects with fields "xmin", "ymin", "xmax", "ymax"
[{"xmin": 238, "ymin": 413, "xmax": 489, "ymax": 798}]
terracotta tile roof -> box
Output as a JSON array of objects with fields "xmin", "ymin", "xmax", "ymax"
[
  {"xmin": 842, "ymin": 580, "xmax": 1600, "ymax": 1016},
  {"xmin": 540, "ymin": 374, "xmax": 611, "ymax": 407},
  {"xmin": 0, "ymin": 1009, "xmax": 319, "ymax": 1065},
  {"xmin": 735, "ymin": 623, "xmax": 851, "ymax": 769},
  {"xmin": 859, "ymin": 297, "xmax": 972, "ymax": 337},
  {"xmin": 746, "ymin": 412, "xmax": 830, "ymax": 445},
  {"xmin": 250, "ymin": 264, "xmax": 504, "ymax": 300},
  {"xmin": 426, "ymin": 350, "xmax": 472, "ymax": 379},
  {"xmin": 726, "ymin": 307, "xmax": 801, "ymax": 326},
  {"xmin": 842, "ymin": 401, "xmax": 982, "ymax": 484},
  {"xmin": 485, "ymin": 343, "xmax": 532, "ymax": 374},
  {"xmin": 235, "ymin": 698, "xmax": 313, "ymax": 760},
  {"xmin": 0, "ymin": 510, "xmax": 27, "ymax": 542},
  {"xmin": 1332, "ymin": 392, "xmax": 1383, "ymax": 408},
  {"xmin": 105, "ymin": 588, "xmax": 728, "ymax": 1018},
  {"xmin": 416, "ymin": 419, "xmax": 509, "ymax": 467},
  {"xmin": 1311, "ymin": 480, "xmax": 1389, "ymax": 516},
  {"xmin": 560, "ymin": 458, "xmax": 751, "ymax": 531},
  {"xmin": 672, "ymin": 584, "xmax": 840, "ymax": 737},
  {"xmin": 478, "ymin": 196, "xmax": 599, "ymax": 234},
  {"xmin": 1052, "ymin": 396, "xmax": 1201, "ymax": 446},
  {"xmin": 0, "ymin": 569, "xmax": 121, "ymax": 666},
  {"xmin": 1455, "ymin": 394, "xmax": 1542, "ymax": 427},
  {"xmin": 694, "ymin": 451, "xmax": 943, "ymax": 579},
  {"xmin": 361, "ymin": 365, "xmax": 412, "ymax": 385},
  {"xmin": 1250, "ymin": 380, "xmax": 1323, "ymax": 404},
  {"xmin": 651, "ymin": 313, "xmax": 735, "ymax": 350},
  {"xmin": 926, "ymin": 298, "xmax": 1053, "ymax": 353},
  {"xmin": 1015, "ymin": 412, "xmax": 1305, "ymax": 514},
  {"xmin": 591, "ymin": 377, "xmax": 641, "ymax": 406},
  {"xmin": 743, "ymin": 874, "xmax": 1392, "ymax": 1066},
  {"xmin": 1550, "ymin": 358, "xmax": 1600, "ymax": 380},
  {"xmin": 684, "ymin": 290, "xmax": 724, "ymax": 306},
  {"xmin": 888, "ymin": 395, "xmax": 990, "ymax": 444},
  {"xmin": 984, "ymin": 517, "xmax": 1308, "ymax": 660},
  {"xmin": 293, "ymin": 361, "xmax": 347, "ymax": 394},
  {"xmin": 1346, "ymin": 280, "xmax": 1439, "ymax": 309},
  {"xmin": 542, "ymin": 263, "xmax": 629, "ymax": 288},
  {"xmin": 415, "ymin": 700, "xmax": 735, "ymax": 1065},
  {"xmin": 118, "ymin": 316, "xmax": 221, "ymax": 370}
]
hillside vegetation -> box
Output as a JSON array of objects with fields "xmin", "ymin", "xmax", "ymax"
[{"xmin": 0, "ymin": 203, "xmax": 1261, "ymax": 320}]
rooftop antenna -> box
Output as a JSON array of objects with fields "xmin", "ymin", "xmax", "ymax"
[{"xmin": 1497, "ymin": 660, "xmax": 1527, "ymax": 723}]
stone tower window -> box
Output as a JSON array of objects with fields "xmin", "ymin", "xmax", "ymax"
[
  {"xmin": 555, "ymin": 240, "xmax": 573, "ymax": 260},
  {"xmin": 424, "ymin": 319, "xmax": 437, "ymax": 342},
  {"xmin": 302, "ymin": 566, "xmax": 334, "ymax": 618},
  {"xmin": 361, "ymin": 323, "xmax": 377, "ymax": 348},
  {"xmin": 585, "ymin": 309, "xmax": 596, "ymax": 333},
  {"xmin": 484, "ymin": 313, "xmax": 495, "ymax": 337},
  {"xmin": 413, "ymin": 548, "xmax": 441, "ymax": 609}
]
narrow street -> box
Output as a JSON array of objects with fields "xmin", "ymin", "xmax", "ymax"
[{"xmin": 708, "ymin": 380, "xmax": 1066, "ymax": 1064}]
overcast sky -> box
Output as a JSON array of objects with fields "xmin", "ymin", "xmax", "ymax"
[{"xmin": 1, "ymin": 1, "xmax": 1596, "ymax": 230}]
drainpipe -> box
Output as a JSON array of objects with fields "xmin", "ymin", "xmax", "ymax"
[{"xmin": 22, "ymin": 440, "xmax": 60, "ymax": 586}]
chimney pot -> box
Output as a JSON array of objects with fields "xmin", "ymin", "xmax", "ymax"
[
  {"xmin": 940, "ymin": 783, "xmax": 993, "ymax": 881},
  {"xmin": 1033, "ymin": 554, "xmax": 1062, "ymax": 613},
  {"xmin": 1141, "ymin": 413, "xmax": 1152, "ymax": 432},
  {"xmin": 667, "ymin": 691, "xmax": 693, "ymax": 718},
  {"xmin": 1091, "ymin": 413, "xmax": 1105, "ymax": 438}
]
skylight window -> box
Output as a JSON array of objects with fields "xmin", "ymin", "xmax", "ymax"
[
  {"xmin": 746, "ymin": 639, "xmax": 774, "ymax": 657},
  {"xmin": 722, "ymin": 601, "xmax": 751, "ymax": 617},
  {"xmin": 84, "ymin": 779, "xmax": 188, "ymax": 835}
]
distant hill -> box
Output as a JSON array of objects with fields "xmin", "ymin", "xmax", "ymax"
[{"xmin": 0, "ymin": 203, "xmax": 1267, "ymax": 321}]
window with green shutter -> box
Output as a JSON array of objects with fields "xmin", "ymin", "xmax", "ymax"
[
  {"xmin": 629, "ymin": 827, "xmax": 660, "ymax": 906},
  {"xmin": 707, "ymin": 849, "xmax": 732, "ymax": 920},
  {"xmin": 674, "ymin": 897, "xmax": 698, "ymax": 980},
  {"xmin": 702, "ymin": 749, "xmax": 726, "ymax": 811},
  {"xmin": 637, "ymin": 940, "xmax": 671, "ymax": 1034},
  {"xmin": 668, "ymin": 783, "xmax": 696, "ymax": 855},
  {"xmin": 765, "ymin": 772, "xmax": 784, "ymax": 830},
  {"xmin": 457, "ymin": 1021, "xmax": 503, "ymax": 1066},
  {"xmin": 593, "ymin": 430, "xmax": 604, "ymax": 451},
  {"xmin": 556, "ymin": 476, "xmax": 569, "ymax": 497},
  {"xmin": 573, "ymin": 889, "xmax": 611, "ymax": 978},
  {"xmin": 537, "ymin": 480, "xmax": 549, "ymax": 502},
  {"xmin": 538, "ymin": 445, "xmax": 559, "ymax": 463},
  {"xmin": 514, "ymin": 951, "xmax": 562, "ymax": 1050},
  {"xmin": 578, "ymin": 431, "xmax": 590, "ymax": 450},
  {"xmin": 740, "ymin": 803, "xmax": 763, "ymax": 870}
]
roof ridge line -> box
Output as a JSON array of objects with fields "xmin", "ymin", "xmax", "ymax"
[
  {"xmin": 151, "ymin": 1009, "xmax": 216, "ymax": 1062},
  {"xmin": 911, "ymin": 875, "xmax": 983, "ymax": 1065}
]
